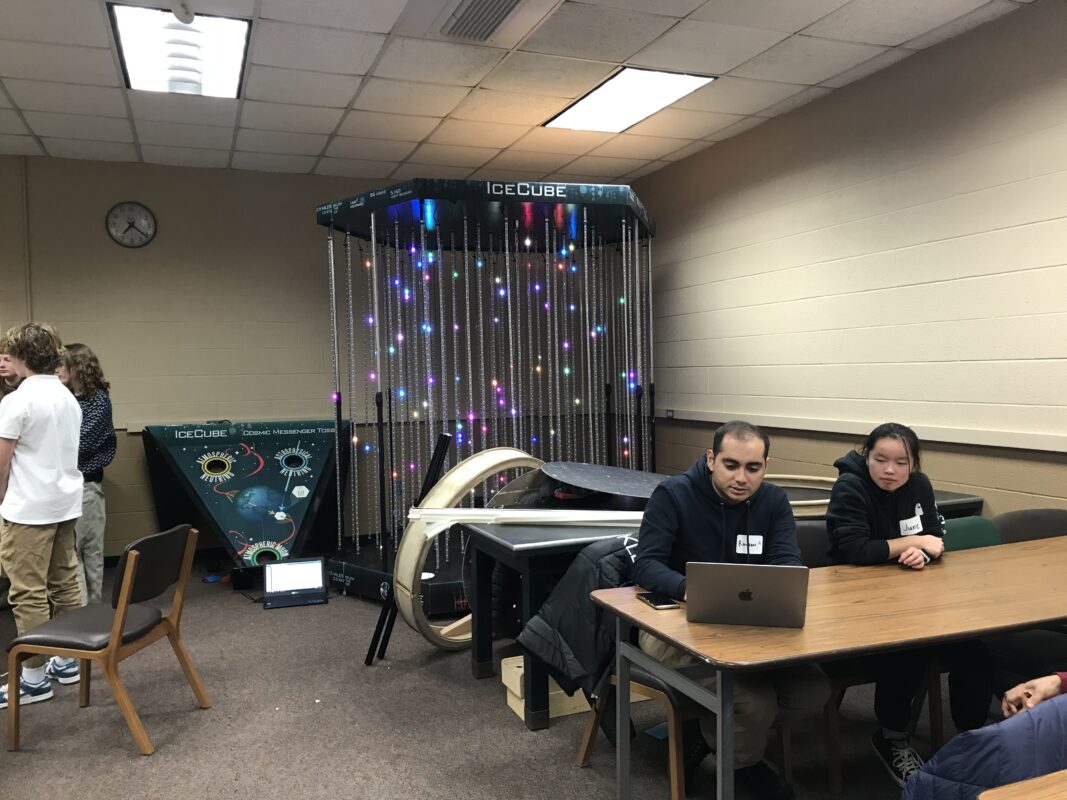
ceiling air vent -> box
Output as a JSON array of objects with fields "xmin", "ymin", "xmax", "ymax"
[{"xmin": 441, "ymin": 0, "xmax": 523, "ymax": 42}]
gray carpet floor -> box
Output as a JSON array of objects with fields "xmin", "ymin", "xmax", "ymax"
[{"xmin": 0, "ymin": 564, "xmax": 964, "ymax": 800}]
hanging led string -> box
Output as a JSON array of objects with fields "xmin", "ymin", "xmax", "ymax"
[
  {"xmin": 503, "ymin": 215, "xmax": 517, "ymax": 455},
  {"xmin": 366, "ymin": 229, "xmax": 382, "ymax": 551},
  {"xmin": 462, "ymin": 217, "xmax": 475, "ymax": 464},
  {"xmin": 325, "ymin": 225, "xmax": 343, "ymax": 551},
  {"xmin": 343, "ymin": 232, "xmax": 359, "ymax": 551},
  {"xmin": 386, "ymin": 220, "xmax": 401, "ymax": 541},
  {"xmin": 475, "ymin": 225, "xmax": 489, "ymax": 504}
]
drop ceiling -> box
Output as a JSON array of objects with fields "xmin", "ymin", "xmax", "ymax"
[{"xmin": 0, "ymin": 0, "xmax": 1034, "ymax": 182}]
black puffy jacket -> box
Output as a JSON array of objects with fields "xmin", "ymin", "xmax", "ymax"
[{"xmin": 516, "ymin": 534, "xmax": 637, "ymax": 697}]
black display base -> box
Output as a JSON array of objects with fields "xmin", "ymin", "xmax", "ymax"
[
  {"xmin": 327, "ymin": 537, "xmax": 467, "ymax": 618},
  {"xmin": 230, "ymin": 565, "xmax": 262, "ymax": 591}
]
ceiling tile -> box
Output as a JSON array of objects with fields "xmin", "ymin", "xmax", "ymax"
[
  {"xmin": 484, "ymin": 150, "xmax": 577, "ymax": 172},
  {"xmin": 730, "ymin": 35, "xmax": 887, "ymax": 84},
  {"xmin": 626, "ymin": 108, "xmax": 745, "ymax": 138},
  {"xmin": 129, "ymin": 91, "xmax": 239, "ymax": 126},
  {"xmin": 141, "ymin": 145, "xmax": 231, "ymax": 169},
  {"xmin": 0, "ymin": 134, "xmax": 43, "ymax": 156},
  {"xmin": 803, "ymin": 0, "xmax": 990, "ymax": 47},
  {"xmin": 589, "ymin": 134, "xmax": 693, "ymax": 160},
  {"xmin": 259, "ymin": 0, "xmax": 404, "ymax": 32},
  {"xmin": 326, "ymin": 136, "xmax": 417, "ymax": 161},
  {"xmin": 820, "ymin": 47, "xmax": 915, "ymax": 88},
  {"xmin": 661, "ymin": 140, "xmax": 716, "ymax": 161},
  {"xmin": 903, "ymin": 0, "xmax": 1019, "ymax": 50},
  {"xmin": 704, "ymin": 115, "xmax": 768, "ymax": 141},
  {"xmin": 449, "ymin": 90, "xmax": 567, "ymax": 125},
  {"xmin": 673, "ymin": 76, "xmax": 808, "ymax": 114},
  {"xmin": 23, "ymin": 111, "xmax": 132, "ymax": 142},
  {"xmin": 391, "ymin": 163, "xmax": 474, "ymax": 180},
  {"xmin": 428, "ymin": 119, "xmax": 529, "ymax": 149},
  {"xmin": 582, "ymin": 0, "xmax": 705, "ymax": 15},
  {"xmin": 756, "ymin": 85, "xmax": 832, "ymax": 117},
  {"xmin": 244, "ymin": 66, "xmax": 361, "ymax": 108},
  {"xmin": 4, "ymin": 79, "xmax": 127, "ymax": 117},
  {"xmin": 519, "ymin": 3, "xmax": 675, "ymax": 61},
  {"xmin": 0, "ymin": 42, "xmax": 118, "ymax": 86},
  {"xmin": 545, "ymin": 172, "xmax": 614, "ymax": 184},
  {"xmin": 631, "ymin": 20, "xmax": 788, "ymax": 74},
  {"xmin": 338, "ymin": 111, "xmax": 441, "ymax": 141},
  {"xmin": 0, "ymin": 110, "xmax": 27, "ymax": 135},
  {"xmin": 251, "ymin": 20, "xmax": 385, "ymax": 75},
  {"xmin": 353, "ymin": 79, "xmax": 470, "ymax": 117},
  {"xmin": 691, "ymin": 0, "xmax": 852, "ymax": 33},
  {"xmin": 235, "ymin": 129, "xmax": 327, "ymax": 155},
  {"xmin": 407, "ymin": 143, "xmax": 498, "ymax": 168},
  {"xmin": 374, "ymin": 38, "xmax": 506, "ymax": 87},
  {"xmin": 136, "ymin": 120, "xmax": 235, "ymax": 149},
  {"xmin": 231, "ymin": 152, "xmax": 316, "ymax": 173},
  {"xmin": 0, "ymin": 92, "xmax": 8, "ymax": 109},
  {"xmin": 623, "ymin": 160, "xmax": 671, "ymax": 180},
  {"xmin": 480, "ymin": 53, "xmax": 616, "ymax": 99},
  {"xmin": 315, "ymin": 157, "xmax": 397, "ymax": 178},
  {"xmin": 510, "ymin": 127, "xmax": 614, "ymax": 155},
  {"xmin": 0, "ymin": 0, "xmax": 110, "ymax": 47},
  {"xmin": 240, "ymin": 101, "xmax": 343, "ymax": 134},
  {"xmin": 468, "ymin": 168, "xmax": 548, "ymax": 181},
  {"xmin": 42, "ymin": 138, "xmax": 137, "ymax": 161},
  {"xmin": 563, "ymin": 154, "xmax": 649, "ymax": 177}
]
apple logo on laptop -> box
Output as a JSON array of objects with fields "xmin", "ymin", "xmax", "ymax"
[{"xmin": 738, "ymin": 589, "xmax": 753, "ymax": 602}]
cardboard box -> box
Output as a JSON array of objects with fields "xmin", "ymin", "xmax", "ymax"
[{"xmin": 499, "ymin": 655, "xmax": 645, "ymax": 721}]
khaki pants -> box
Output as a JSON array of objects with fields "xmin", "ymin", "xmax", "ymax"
[
  {"xmin": 639, "ymin": 630, "xmax": 829, "ymax": 768},
  {"xmin": 75, "ymin": 481, "xmax": 107, "ymax": 605},
  {"xmin": 0, "ymin": 517, "xmax": 82, "ymax": 669}
]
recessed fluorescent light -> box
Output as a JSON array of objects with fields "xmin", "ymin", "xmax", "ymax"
[
  {"xmin": 545, "ymin": 67, "xmax": 714, "ymax": 134},
  {"xmin": 110, "ymin": 3, "xmax": 250, "ymax": 98}
]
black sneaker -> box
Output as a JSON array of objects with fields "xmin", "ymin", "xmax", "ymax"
[
  {"xmin": 735, "ymin": 761, "xmax": 794, "ymax": 800},
  {"xmin": 871, "ymin": 730, "xmax": 924, "ymax": 787},
  {"xmin": 681, "ymin": 719, "xmax": 712, "ymax": 796}
]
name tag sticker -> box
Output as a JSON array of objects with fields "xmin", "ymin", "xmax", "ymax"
[
  {"xmin": 899, "ymin": 514, "xmax": 923, "ymax": 536},
  {"xmin": 736, "ymin": 534, "xmax": 764, "ymax": 554}
]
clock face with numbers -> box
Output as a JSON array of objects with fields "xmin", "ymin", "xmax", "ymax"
[{"xmin": 105, "ymin": 201, "xmax": 157, "ymax": 248}]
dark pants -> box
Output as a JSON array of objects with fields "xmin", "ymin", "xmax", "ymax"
[
  {"xmin": 982, "ymin": 628, "xmax": 1067, "ymax": 694},
  {"xmin": 874, "ymin": 649, "xmax": 929, "ymax": 733}
]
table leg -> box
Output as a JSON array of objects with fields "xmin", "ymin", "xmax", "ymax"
[
  {"xmin": 717, "ymin": 669, "xmax": 735, "ymax": 800},
  {"xmin": 521, "ymin": 562, "xmax": 551, "ymax": 730},
  {"xmin": 470, "ymin": 545, "xmax": 494, "ymax": 679},
  {"xmin": 616, "ymin": 618, "xmax": 632, "ymax": 800}
]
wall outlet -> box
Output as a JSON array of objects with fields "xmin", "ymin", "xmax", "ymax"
[{"xmin": 665, "ymin": 409, "xmax": 674, "ymax": 418}]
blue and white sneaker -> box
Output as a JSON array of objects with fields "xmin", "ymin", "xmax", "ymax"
[
  {"xmin": 0, "ymin": 677, "xmax": 54, "ymax": 709},
  {"xmin": 45, "ymin": 656, "xmax": 80, "ymax": 685}
]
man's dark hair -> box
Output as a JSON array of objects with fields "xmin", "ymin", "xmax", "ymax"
[
  {"xmin": 712, "ymin": 420, "xmax": 770, "ymax": 459},
  {"xmin": 1, "ymin": 322, "xmax": 63, "ymax": 375},
  {"xmin": 860, "ymin": 422, "xmax": 922, "ymax": 471}
]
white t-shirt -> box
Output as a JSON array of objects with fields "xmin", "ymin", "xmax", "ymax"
[{"xmin": 0, "ymin": 374, "xmax": 83, "ymax": 524}]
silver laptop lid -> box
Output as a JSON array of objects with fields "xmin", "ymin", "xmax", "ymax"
[{"xmin": 685, "ymin": 562, "xmax": 809, "ymax": 628}]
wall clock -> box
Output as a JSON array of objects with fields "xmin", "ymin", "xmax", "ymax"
[{"xmin": 105, "ymin": 201, "xmax": 157, "ymax": 248}]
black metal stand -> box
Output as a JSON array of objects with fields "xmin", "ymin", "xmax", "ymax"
[
  {"xmin": 604, "ymin": 383, "xmax": 615, "ymax": 466},
  {"xmin": 365, "ymin": 432, "xmax": 453, "ymax": 665},
  {"xmin": 649, "ymin": 382, "xmax": 656, "ymax": 472},
  {"xmin": 634, "ymin": 384, "xmax": 644, "ymax": 471}
]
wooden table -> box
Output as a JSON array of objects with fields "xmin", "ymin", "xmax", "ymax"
[
  {"xmin": 979, "ymin": 769, "xmax": 1067, "ymax": 799},
  {"xmin": 593, "ymin": 537, "xmax": 1067, "ymax": 800}
]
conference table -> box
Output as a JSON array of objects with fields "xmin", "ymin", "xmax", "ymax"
[
  {"xmin": 592, "ymin": 537, "xmax": 1067, "ymax": 800},
  {"xmin": 979, "ymin": 769, "xmax": 1067, "ymax": 799}
]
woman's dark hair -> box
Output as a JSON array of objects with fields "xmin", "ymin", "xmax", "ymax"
[
  {"xmin": 60, "ymin": 342, "xmax": 110, "ymax": 396},
  {"xmin": 861, "ymin": 422, "xmax": 921, "ymax": 471}
]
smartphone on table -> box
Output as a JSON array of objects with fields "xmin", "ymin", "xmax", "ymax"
[{"xmin": 636, "ymin": 591, "xmax": 679, "ymax": 610}]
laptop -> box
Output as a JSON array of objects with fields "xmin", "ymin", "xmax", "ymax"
[
  {"xmin": 262, "ymin": 557, "xmax": 329, "ymax": 609},
  {"xmin": 685, "ymin": 562, "xmax": 809, "ymax": 628}
]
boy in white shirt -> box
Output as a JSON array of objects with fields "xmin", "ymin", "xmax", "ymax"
[{"xmin": 0, "ymin": 323, "xmax": 83, "ymax": 708}]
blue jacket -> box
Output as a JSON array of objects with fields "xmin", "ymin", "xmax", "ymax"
[
  {"xmin": 902, "ymin": 694, "xmax": 1067, "ymax": 800},
  {"xmin": 633, "ymin": 456, "xmax": 800, "ymax": 600}
]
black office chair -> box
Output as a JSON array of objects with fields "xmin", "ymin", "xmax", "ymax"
[
  {"xmin": 991, "ymin": 508, "xmax": 1067, "ymax": 543},
  {"xmin": 6, "ymin": 525, "xmax": 211, "ymax": 755}
]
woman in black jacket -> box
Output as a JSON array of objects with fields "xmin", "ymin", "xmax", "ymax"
[{"xmin": 827, "ymin": 423, "xmax": 989, "ymax": 788}]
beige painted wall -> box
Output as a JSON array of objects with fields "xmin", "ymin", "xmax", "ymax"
[
  {"xmin": 636, "ymin": 0, "xmax": 1067, "ymax": 455},
  {"xmin": 657, "ymin": 418, "xmax": 1067, "ymax": 517},
  {"xmin": 0, "ymin": 154, "xmax": 377, "ymax": 553}
]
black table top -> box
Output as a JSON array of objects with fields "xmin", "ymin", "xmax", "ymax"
[
  {"xmin": 541, "ymin": 462, "xmax": 668, "ymax": 498},
  {"xmin": 460, "ymin": 522, "xmax": 639, "ymax": 553}
]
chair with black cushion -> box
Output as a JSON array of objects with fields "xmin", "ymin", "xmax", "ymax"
[
  {"xmin": 991, "ymin": 508, "xmax": 1067, "ymax": 544},
  {"xmin": 795, "ymin": 519, "xmax": 832, "ymax": 569},
  {"xmin": 6, "ymin": 525, "xmax": 210, "ymax": 755}
]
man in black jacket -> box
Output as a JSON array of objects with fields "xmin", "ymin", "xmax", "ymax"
[{"xmin": 634, "ymin": 421, "xmax": 828, "ymax": 800}]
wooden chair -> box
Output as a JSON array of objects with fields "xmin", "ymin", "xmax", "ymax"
[
  {"xmin": 577, "ymin": 670, "xmax": 792, "ymax": 800},
  {"xmin": 6, "ymin": 525, "xmax": 211, "ymax": 755}
]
